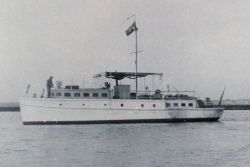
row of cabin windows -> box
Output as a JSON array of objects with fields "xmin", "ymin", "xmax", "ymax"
[
  {"xmin": 165, "ymin": 102, "xmax": 194, "ymax": 107},
  {"xmin": 52, "ymin": 92, "xmax": 108, "ymax": 98},
  {"xmin": 59, "ymin": 102, "xmax": 194, "ymax": 108}
]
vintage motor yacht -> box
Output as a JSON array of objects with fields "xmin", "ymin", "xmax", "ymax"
[
  {"xmin": 20, "ymin": 71, "xmax": 224, "ymax": 124},
  {"xmin": 20, "ymin": 20, "xmax": 224, "ymax": 124}
]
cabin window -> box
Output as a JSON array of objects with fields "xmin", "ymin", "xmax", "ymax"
[
  {"xmin": 104, "ymin": 104, "xmax": 107, "ymax": 106},
  {"xmin": 165, "ymin": 103, "xmax": 171, "ymax": 107},
  {"xmin": 65, "ymin": 85, "xmax": 71, "ymax": 89},
  {"xmin": 153, "ymin": 104, "xmax": 156, "ymax": 108},
  {"xmin": 51, "ymin": 93, "xmax": 54, "ymax": 96},
  {"xmin": 64, "ymin": 93, "xmax": 71, "ymax": 97},
  {"xmin": 189, "ymin": 103, "xmax": 194, "ymax": 107},
  {"xmin": 93, "ymin": 93, "xmax": 99, "ymax": 97},
  {"xmin": 141, "ymin": 104, "xmax": 144, "ymax": 108},
  {"xmin": 83, "ymin": 93, "xmax": 89, "ymax": 97},
  {"xmin": 173, "ymin": 103, "xmax": 178, "ymax": 107},
  {"xmin": 56, "ymin": 92, "xmax": 62, "ymax": 96},
  {"xmin": 121, "ymin": 104, "xmax": 124, "ymax": 107},
  {"xmin": 74, "ymin": 93, "xmax": 81, "ymax": 97},
  {"xmin": 181, "ymin": 103, "xmax": 186, "ymax": 107},
  {"xmin": 102, "ymin": 93, "xmax": 108, "ymax": 97}
]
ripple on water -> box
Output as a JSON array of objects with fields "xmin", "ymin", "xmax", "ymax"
[{"xmin": 0, "ymin": 110, "xmax": 250, "ymax": 167}]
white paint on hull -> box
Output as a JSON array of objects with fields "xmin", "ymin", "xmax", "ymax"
[{"xmin": 20, "ymin": 97, "xmax": 224, "ymax": 123}]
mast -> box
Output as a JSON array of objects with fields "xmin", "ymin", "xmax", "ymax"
[
  {"xmin": 124, "ymin": 15, "xmax": 138, "ymax": 97},
  {"xmin": 135, "ymin": 22, "xmax": 138, "ymax": 97}
]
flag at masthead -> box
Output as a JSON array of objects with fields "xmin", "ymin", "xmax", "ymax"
[
  {"xmin": 125, "ymin": 19, "xmax": 139, "ymax": 98},
  {"xmin": 125, "ymin": 22, "xmax": 138, "ymax": 36}
]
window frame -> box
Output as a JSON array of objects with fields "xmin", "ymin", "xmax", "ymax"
[
  {"xmin": 101, "ymin": 93, "xmax": 108, "ymax": 97},
  {"xmin": 188, "ymin": 103, "xmax": 194, "ymax": 107},
  {"xmin": 165, "ymin": 103, "xmax": 171, "ymax": 107},
  {"xmin": 64, "ymin": 92, "xmax": 71, "ymax": 97},
  {"xmin": 56, "ymin": 92, "xmax": 62, "ymax": 96},
  {"xmin": 74, "ymin": 92, "xmax": 81, "ymax": 97},
  {"xmin": 173, "ymin": 103, "xmax": 178, "ymax": 107},
  {"xmin": 83, "ymin": 93, "xmax": 90, "ymax": 97},
  {"xmin": 181, "ymin": 103, "xmax": 186, "ymax": 107}
]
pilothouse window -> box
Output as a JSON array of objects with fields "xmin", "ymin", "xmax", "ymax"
[{"xmin": 173, "ymin": 103, "xmax": 178, "ymax": 107}]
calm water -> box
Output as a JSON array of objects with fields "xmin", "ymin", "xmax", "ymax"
[{"xmin": 0, "ymin": 111, "xmax": 250, "ymax": 167}]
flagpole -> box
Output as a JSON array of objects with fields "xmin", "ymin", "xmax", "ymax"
[
  {"xmin": 123, "ymin": 15, "xmax": 138, "ymax": 98},
  {"xmin": 135, "ymin": 25, "xmax": 138, "ymax": 98}
]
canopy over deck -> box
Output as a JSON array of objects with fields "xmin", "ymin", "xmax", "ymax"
[
  {"xmin": 94, "ymin": 72, "xmax": 163, "ymax": 80},
  {"xmin": 94, "ymin": 72, "xmax": 163, "ymax": 85}
]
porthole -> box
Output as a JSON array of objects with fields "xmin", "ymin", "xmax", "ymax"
[
  {"xmin": 141, "ymin": 104, "xmax": 144, "ymax": 108},
  {"xmin": 104, "ymin": 104, "xmax": 107, "ymax": 106},
  {"xmin": 153, "ymin": 104, "xmax": 156, "ymax": 108},
  {"xmin": 59, "ymin": 104, "xmax": 62, "ymax": 106},
  {"xmin": 121, "ymin": 104, "xmax": 124, "ymax": 107},
  {"xmin": 82, "ymin": 104, "xmax": 85, "ymax": 106}
]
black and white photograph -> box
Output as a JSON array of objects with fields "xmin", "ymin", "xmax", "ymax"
[{"xmin": 0, "ymin": 0, "xmax": 250, "ymax": 166}]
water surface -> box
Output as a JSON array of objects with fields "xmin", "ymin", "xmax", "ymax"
[{"xmin": 0, "ymin": 110, "xmax": 250, "ymax": 167}]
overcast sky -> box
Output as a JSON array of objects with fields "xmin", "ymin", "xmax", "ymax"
[{"xmin": 1, "ymin": 0, "xmax": 250, "ymax": 102}]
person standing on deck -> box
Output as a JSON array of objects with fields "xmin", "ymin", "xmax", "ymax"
[{"xmin": 46, "ymin": 76, "xmax": 53, "ymax": 98}]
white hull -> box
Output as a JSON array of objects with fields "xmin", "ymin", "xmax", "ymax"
[{"xmin": 20, "ymin": 97, "xmax": 224, "ymax": 124}]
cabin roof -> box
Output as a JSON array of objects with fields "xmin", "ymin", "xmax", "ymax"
[{"xmin": 94, "ymin": 72, "xmax": 163, "ymax": 80}]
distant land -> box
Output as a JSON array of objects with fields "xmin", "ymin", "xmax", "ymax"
[
  {"xmin": 205, "ymin": 99, "xmax": 250, "ymax": 110},
  {"xmin": 0, "ymin": 103, "xmax": 20, "ymax": 111},
  {"xmin": 1, "ymin": 99, "xmax": 250, "ymax": 111},
  {"xmin": 222, "ymin": 99, "xmax": 250, "ymax": 110}
]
